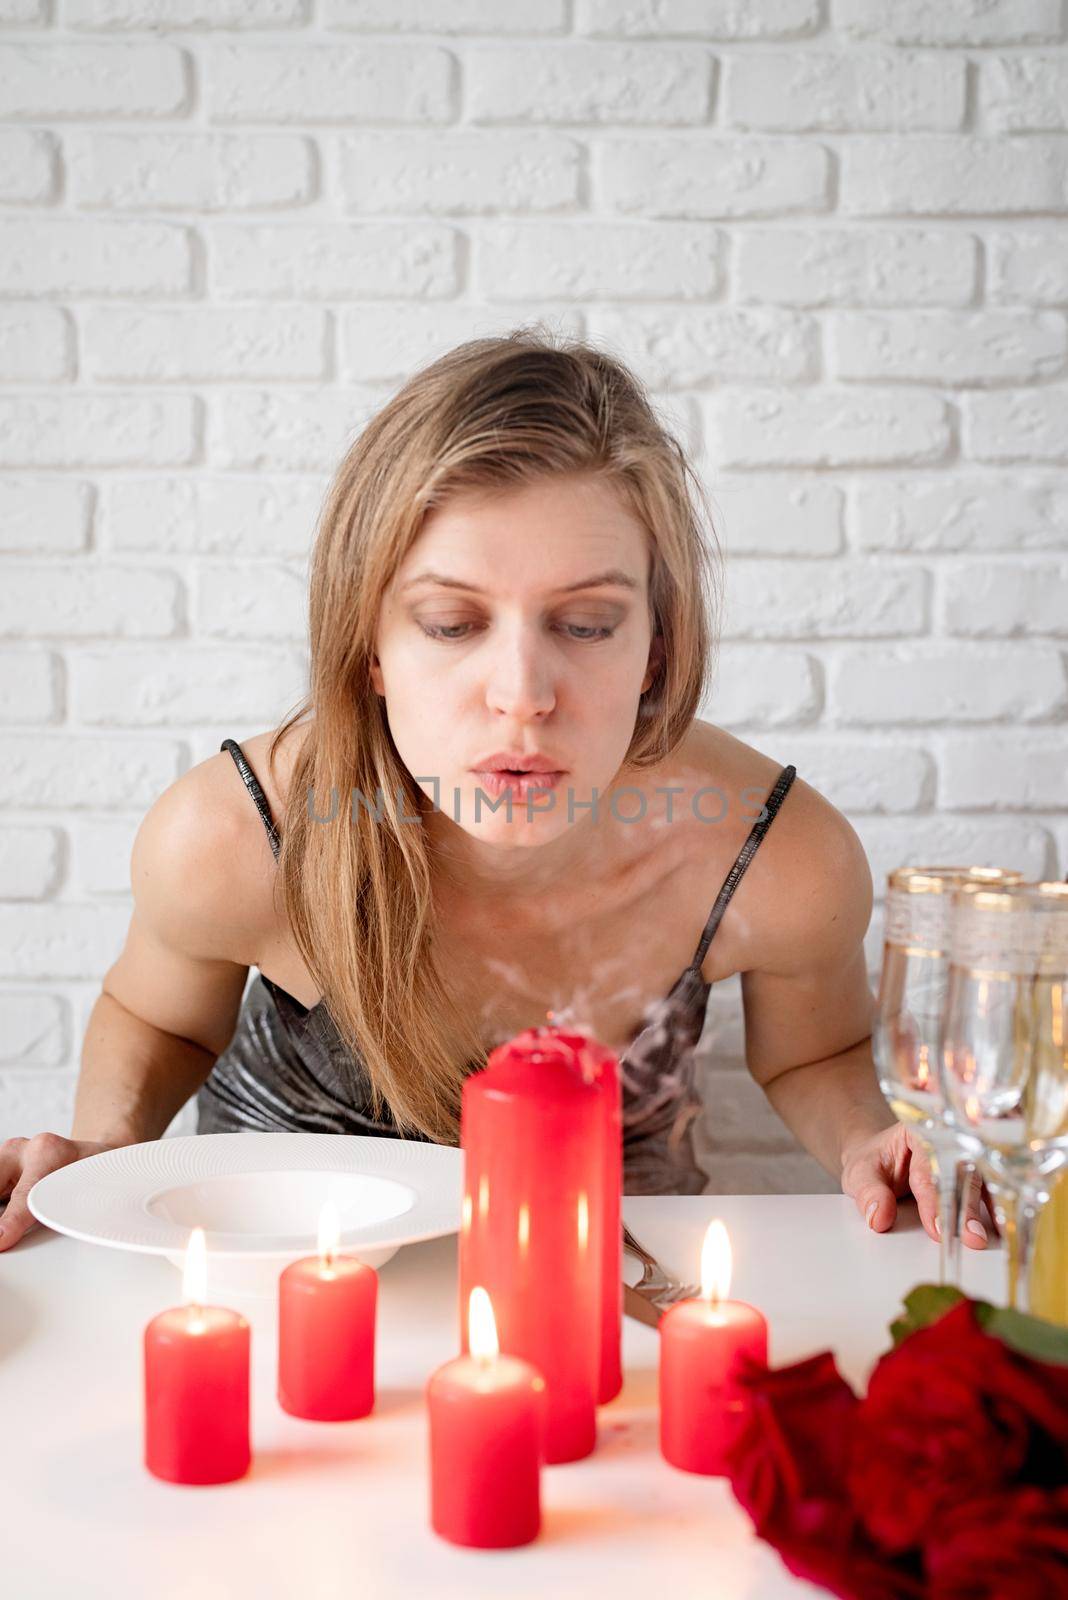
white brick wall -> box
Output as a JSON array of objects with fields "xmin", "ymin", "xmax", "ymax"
[{"xmin": 1, "ymin": 3, "xmax": 1066, "ymax": 1196}]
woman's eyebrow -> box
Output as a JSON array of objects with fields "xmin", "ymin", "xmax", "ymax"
[{"xmin": 399, "ymin": 568, "xmax": 640, "ymax": 595}]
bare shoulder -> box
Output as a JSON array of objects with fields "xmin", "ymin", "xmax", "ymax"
[
  {"xmin": 668, "ymin": 723, "xmax": 872, "ymax": 982},
  {"xmin": 131, "ymin": 726, "xmax": 305, "ymax": 967}
]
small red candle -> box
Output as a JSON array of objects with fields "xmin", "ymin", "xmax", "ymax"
[
  {"xmin": 659, "ymin": 1220, "xmax": 768, "ymax": 1476},
  {"xmin": 278, "ymin": 1200, "xmax": 377, "ymax": 1421},
  {"xmin": 143, "ymin": 1227, "xmax": 251, "ymax": 1485},
  {"xmin": 427, "ymin": 1286, "xmax": 546, "ymax": 1549},
  {"xmin": 458, "ymin": 1025, "xmax": 605, "ymax": 1463}
]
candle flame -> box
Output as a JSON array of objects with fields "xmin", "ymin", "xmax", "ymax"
[
  {"xmin": 517, "ymin": 1202, "xmax": 530, "ymax": 1253},
  {"xmin": 183, "ymin": 1226, "xmax": 207, "ymax": 1310},
  {"xmin": 318, "ymin": 1198, "xmax": 340, "ymax": 1268},
  {"xmin": 915, "ymin": 1044, "xmax": 931, "ymax": 1092},
  {"xmin": 468, "ymin": 1285, "xmax": 499, "ymax": 1363},
  {"xmin": 577, "ymin": 1190, "xmax": 589, "ymax": 1252},
  {"xmin": 700, "ymin": 1220, "xmax": 732, "ymax": 1305}
]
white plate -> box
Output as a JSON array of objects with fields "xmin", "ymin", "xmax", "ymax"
[{"xmin": 28, "ymin": 1132, "xmax": 464, "ymax": 1297}]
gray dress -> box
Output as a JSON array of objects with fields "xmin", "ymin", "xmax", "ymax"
[{"xmin": 196, "ymin": 740, "xmax": 798, "ymax": 1195}]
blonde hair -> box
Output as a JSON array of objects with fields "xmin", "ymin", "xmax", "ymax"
[{"xmin": 266, "ymin": 326, "xmax": 721, "ymax": 1142}]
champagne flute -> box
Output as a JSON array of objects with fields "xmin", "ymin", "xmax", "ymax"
[
  {"xmin": 941, "ymin": 881, "xmax": 1068, "ymax": 1312},
  {"xmin": 872, "ymin": 865, "xmax": 1024, "ymax": 1286}
]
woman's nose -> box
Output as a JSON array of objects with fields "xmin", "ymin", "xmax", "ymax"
[{"xmin": 484, "ymin": 631, "xmax": 557, "ymax": 720}]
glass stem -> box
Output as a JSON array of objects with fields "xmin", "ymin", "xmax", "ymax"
[
  {"xmin": 941, "ymin": 1155, "xmax": 962, "ymax": 1288},
  {"xmin": 991, "ymin": 1184, "xmax": 1018, "ymax": 1307},
  {"xmin": 983, "ymin": 1178, "xmax": 1041, "ymax": 1312},
  {"xmin": 949, "ymin": 1155, "xmax": 977, "ymax": 1286},
  {"xmin": 1014, "ymin": 1189, "xmax": 1042, "ymax": 1317},
  {"xmin": 926, "ymin": 1141, "xmax": 961, "ymax": 1288}
]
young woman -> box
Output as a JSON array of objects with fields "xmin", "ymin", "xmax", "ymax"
[{"xmin": 0, "ymin": 329, "xmax": 989, "ymax": 1252}]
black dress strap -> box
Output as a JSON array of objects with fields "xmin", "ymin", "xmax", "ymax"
[
  {"xmin": 689, "ymin": 764, "xmax": 797, "ymax": 972},
  {"xmin": 221, "ymin": 738, "xmax": 281, "ymax": 861}
]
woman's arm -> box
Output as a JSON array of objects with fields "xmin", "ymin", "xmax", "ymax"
[
  {"xmin": 754, "ymin": 1021, "xmax": 891, "ymax": 1181},
  {"xmin": 739, "ymin": 788, "xmax": 884, "ymax": 1164},
  {"xmin": 73, "ymin": 992, "xmax": 221, "ymax": 1148},
  {"xmin": 77, "ymin": 764, "xmax": 254, "ymax": 1142},
  {"xmin": 1, "ymin": 765, "xmax": 252, "ymax": 1250},
  {"xmin": 737, "ymin": 791, "xmax": 986, "ymax": 1247}
]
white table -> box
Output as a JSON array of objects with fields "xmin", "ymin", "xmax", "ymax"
[{"xmin": 1, "ymin": 1194, "xmax": 1003, "ymax": 1600}]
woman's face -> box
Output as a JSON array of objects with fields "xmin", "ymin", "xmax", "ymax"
[{"xmin": 370, "ymin": 472, "xmax": 662, "ymax": 868}]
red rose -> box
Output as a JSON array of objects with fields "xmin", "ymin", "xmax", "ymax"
[
  {"xmin": 848, "ymin": 1301, "xmax": 1068, "ymax": 1555},
  {"xmin": 727, "ymin": 1350, "xmax": 924, "ymax": 1600},
  {"xmin": 925, "ymin": 1487, "xmax": 1068, "ymax": 1599}
]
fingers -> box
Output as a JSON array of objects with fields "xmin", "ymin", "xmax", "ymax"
[
  {"xmin": 854, "ymin": 1181, "xmax": 899, "ymax": 1235},
  {"xmin": 840, "ymin": 1123, "xmax": 904, "ymax": 1234},
  {"xmin": 903, "ymin": 1137, "xmax": 940, "ymax": 1242},
  {"xmin": 0, "ymin": 1133, "xmax": 69, "ymax": 1252},
  {"xmin": 0, "ymin": 1137, "xmax": 30, "ymax": 1251},
  {"xmin": 0, "ymin": 1180, "xmax": 39, "ymax": 1250},
  {"xmin": 958, "ymin": 1165, "xmax": 988, "ymax": 1251},
  {"xmin": 844, "ymin": 1126, "xmax": 997, "ymax": 1251},
  {"xmin": 979, "ymin": 1177, "xmax": 1003, "ymax": 1239},
  {"xmin": 0, "ymin": 1136, "xmax": 27, "ymax": 1199}
]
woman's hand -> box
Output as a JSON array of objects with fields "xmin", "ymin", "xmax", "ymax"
[
  {"xmin": 0, "ymin": 1133, "xmax": 119, "ymax": 1252},
  {"xmin": 840, "ymin": 1121, "xmax": 992, "ymax": 1248}
]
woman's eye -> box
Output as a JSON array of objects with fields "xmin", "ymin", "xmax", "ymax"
[
  {"xmin": 563, "ymin": 624, "xmax": 616, "ymax": 641},
  {"xmin": 418, "ymin": 621, "xmax": 617, "ymax": 643},
  {"xmin": 419, "ymin": 622, "xmax": 475, "ymax": 641}
]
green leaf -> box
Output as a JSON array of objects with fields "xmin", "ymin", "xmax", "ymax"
[
  {"xmin": 984, "ymin": 1306, "xmax": 1068, "ymax": 1366},
  {"xmin": 889, "ymin": 1283, "xmax": 966, "ymax": 1347},
  {"xmin": 888, "ymin": 1282, "xmax": 1068, "ymax": 1365}
]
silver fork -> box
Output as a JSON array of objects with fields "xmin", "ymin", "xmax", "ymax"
[{"xmin": 622, "ymin": 1221, "xmax": 700, "ymax": 1317}]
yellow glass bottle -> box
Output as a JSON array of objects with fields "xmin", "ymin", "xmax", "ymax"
[{"xmin": 1029, "ymin": 1169, "xmax": 1068, "ymax": 1326}]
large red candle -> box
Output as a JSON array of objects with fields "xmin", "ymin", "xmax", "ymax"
[
  {"xmin": 143, "ymin": 1227, "xmax": 251, "ymax": 1485},
  {"xmin": 427, "ymin": 1287, "xmax": 545, "ymax": 1548},
  {"xmin": 539, "ymin": 1021, "xmax": 623, "ymax": 1404},
  {"xmin": 278, "ymin": 1201, "xmax": 377, "ymax": 1421},
  {"xmin": 593, "ymin": 1039, "xmax": 623, "ymax": 1406},
  {"xmin": 458, "ymin": 1025, "xmax": 606, "ymax": 1463},
  {"xmin": 659, "ymin": 1220, "xmax": 768, "ymax": 1475}
]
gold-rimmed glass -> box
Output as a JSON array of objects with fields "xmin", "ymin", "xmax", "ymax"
[
  {"xmin": 872, "ymin": 865, "xmax": 1025, "ymax": 1286},
  {"xmin": 941, "ymin": 881, "xmax": 1068, "ymax": 1312}
]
